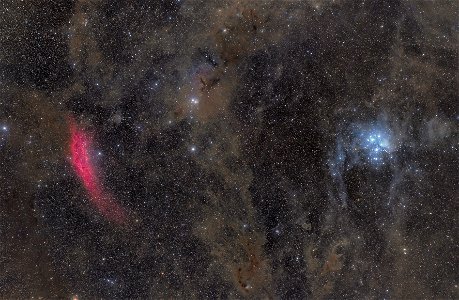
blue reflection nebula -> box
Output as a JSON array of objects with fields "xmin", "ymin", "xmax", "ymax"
[
  {"xmin": 329, "ymin": 122, "xmax": 395, "ymax": 179},
  {"xmin": 357, "ymin": 126, "xmax": 393, "ymax": 165},
  {"xmin": 328, "ymin": 121, "xmax": 396, "ymax": 206}
]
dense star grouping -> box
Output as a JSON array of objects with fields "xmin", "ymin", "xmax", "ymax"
[{"xmin": 0, "ymin": 0, "xmax": 457, "ymax": 299}]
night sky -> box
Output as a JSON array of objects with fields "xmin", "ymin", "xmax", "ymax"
[{"xmin": 0, "ymin": 0, "xmax": 458, "ymax": 299}]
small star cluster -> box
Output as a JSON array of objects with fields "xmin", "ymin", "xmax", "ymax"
[{"xmin": 357, "ymin": 125, "xmax": 393, "ymax": 164}]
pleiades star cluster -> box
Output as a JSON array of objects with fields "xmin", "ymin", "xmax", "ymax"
[{"xmin": 0, "ymin": 0, "xmax": 457, "ymax": 299}]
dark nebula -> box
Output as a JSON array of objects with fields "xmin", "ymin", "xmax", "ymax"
[{"xmin": 0, "ymin": 0, "xmax": 457, "ymax": 299}]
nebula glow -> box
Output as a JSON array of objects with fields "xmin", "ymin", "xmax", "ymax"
[
  {"xmin": 69, "ymin": 118, "xmax": 127, "ymax": 224},
  {"xmin": 328, "ymin": 121, "xmax": 396, "ymax": 206},
  {"xmin": 357, "ymin": 126, "xmax": 393, "ymax": 164}
]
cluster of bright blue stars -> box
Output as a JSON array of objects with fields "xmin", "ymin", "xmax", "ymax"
[
  {"xmin": 328, "ymin": 122, "xmax": 395, "ymax": 206},
  {"xmin": 329, "ymin": 122, "xmax": 395, "ymax": 179},
  {"xmin": 357, "ymin": 127, "xmax": 393, "ymax": 165}
]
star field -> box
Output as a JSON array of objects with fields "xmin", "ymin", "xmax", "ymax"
[{"xmin": 0, "ymin": 0, "xmax": 458, "ymax": 299}]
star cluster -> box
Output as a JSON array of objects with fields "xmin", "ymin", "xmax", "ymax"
[{"xmin": 357, "ymin": 125, "xmax": 393, "ymax": 165}]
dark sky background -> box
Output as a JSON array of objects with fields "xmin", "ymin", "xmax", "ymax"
[{"xmin": 0, "ymin": 0, "xmax": 457, "ymax": 299}]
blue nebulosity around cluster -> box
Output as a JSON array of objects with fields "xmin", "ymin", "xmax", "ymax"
[
  {"xmin": 329, "ymin": 121, "xmax": 395, "ymax": 176},
  {"xmin": 328, "ymin": 121, "xmax": 396, "ymax": 206},
  {"xmin": 356, "ymin": 125, "xmax": 393, "ymax": 166},
  {"xmin": 330, "ymin": 121, "xmax": 395, "ymax": 172}
]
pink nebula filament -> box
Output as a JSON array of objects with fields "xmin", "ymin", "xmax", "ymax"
[{"xmin": 69, "ymin": 118, "xmax": 127, "ymax": 224}]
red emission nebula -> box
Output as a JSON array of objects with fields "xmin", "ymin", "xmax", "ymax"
[{"xmin": 69, "ymin": 117, "xmax": 127, "ymax": 224}]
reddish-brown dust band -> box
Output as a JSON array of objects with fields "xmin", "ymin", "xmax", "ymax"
[{"xmin": 69, "ymin": 117, "xmax": 127, "ymax": 224}]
